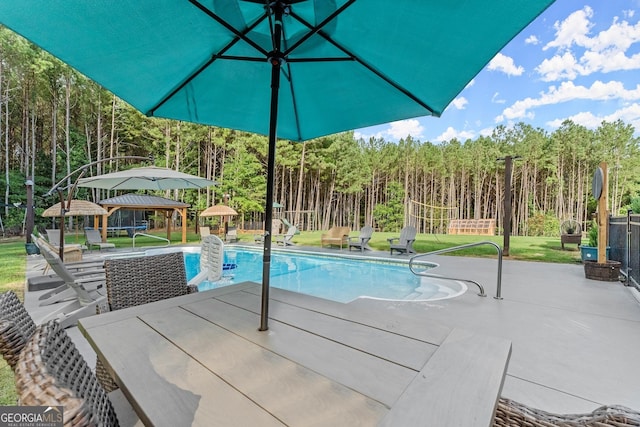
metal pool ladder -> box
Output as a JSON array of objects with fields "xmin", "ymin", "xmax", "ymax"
[{"xmin": 408, "ymin": 241, "xmax": 503, "ymax": 299}]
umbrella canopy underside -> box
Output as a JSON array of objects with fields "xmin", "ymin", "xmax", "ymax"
[{"xmin": 0, "ymin": 0, "xmax": 554, "ymax": 142}]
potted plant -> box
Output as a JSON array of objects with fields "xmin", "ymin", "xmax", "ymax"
[
  {"xmin": 581, "ymin": 220, "xmax": 620, "ymax": 281},
  {"xmin": 579, "ymin": 221, "xmax": 608, "ymax": 262}
]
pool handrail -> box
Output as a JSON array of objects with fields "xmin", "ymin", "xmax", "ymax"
[
  {"xmin": 132, "ymin": 232, "xmax": 170, "ymax": 248},
  {"xmin": 409, "ymin": 241, "xmax": 503, "ymax": 299}
]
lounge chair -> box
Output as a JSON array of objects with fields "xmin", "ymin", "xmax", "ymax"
[
  {"xmin": 85, "ymin": 228, "xmax": 116, "ymax": 251},
  {"xmin": 29, "ymin": 234, "xmax": 104, "ymax": 290},
  {"xmin": 200, "ymin": 225, "xmax": 211, "ymax": 239},
  {"xmin": 276, "ymin": 226, "xmax": 298, "ymax": 246},
  {"xmin": 15, "ymin": 320, "xmax": 141, "ymax": 427},
  {"xmin": 32, "ymin": 235, "xmax": 106, "ymax": 328},
  {"xmin": 46, "ymin": 229, "xmax": 85, "ymax": 260},
  {"xmin": 225, "ymin": 226, "xmax": 239, "ymax": 243},
  {"xmin": 321, "ymin": 226, "xmax": 350, "ymax": 249},
  {"xmin": 388, "ymin": 225, "xmax": 417, "ymax": 255},
  {"xmin": 348, "ymin": 226, "xmax": 374, "ymax": 252},
  {"xmin": 0, "ymin": 291, "xmax": 36, "ymax": 371},
  {"xmin": 43, "ymin": 229, "xmax": 84, "ymax": 264}
]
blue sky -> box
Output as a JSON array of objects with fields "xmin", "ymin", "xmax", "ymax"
[{"xmin": 354, "ymin": 1, "xmax": 640, "ymax": 143}]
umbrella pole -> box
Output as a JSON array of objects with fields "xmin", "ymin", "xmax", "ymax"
[{"xmin": 260, "ymin": 4, "xmax": 285, "ymax": 331}]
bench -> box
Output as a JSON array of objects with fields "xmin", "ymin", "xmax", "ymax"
[{"xmin": 448, "ymin": 219, "xmax": 496, "ymax": 235}]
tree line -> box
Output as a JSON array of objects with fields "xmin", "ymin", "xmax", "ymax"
[{"xmin": 1, "ymin": 27, "xmax": 639, "ymax": 236}]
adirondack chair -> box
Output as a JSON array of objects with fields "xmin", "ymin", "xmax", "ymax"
[
  {"xmin": 276, "ymin": 226, "xmax": 298, "ymax": 246},
  {"xmin": 348, "ymin": 226, "xmax": 374, "ymax": 252},
  {"xmin": 388, "ymin": 225, "xmax": 417, "ymax": 255}
]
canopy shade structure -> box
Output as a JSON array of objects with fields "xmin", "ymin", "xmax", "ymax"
[
  {"xmin": 98, "ymin": 194, "xmax": 190, "ymax": 244},
  {"xmin": 76, "ymin": 166, "xmax": 217, "ymax": 191},
  {"xmin": 42, "ymin": 200, "xmax": 108, "ymax": 217},
  {"xmin": 0, "ymin": 0, "xmax": 554, "ymax": 329},
  {"xmin": 200, "ymin": 205, "xmax": 239, "ymax": 217}
]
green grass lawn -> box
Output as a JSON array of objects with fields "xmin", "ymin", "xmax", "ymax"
[{"xmin": 0, "ymin": 229, "xmax": 582, "ymax": 403}]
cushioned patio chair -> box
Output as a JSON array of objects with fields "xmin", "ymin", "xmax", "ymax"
[
  {"xmin": 0, "ymin": 291, "xmax": 36, "ymax": 371},
  {"xmin": 96, "ymin": 251, "xmax": 199, "ymax": 391},
  {"xmin": 348, "ymin": 226, "xmax": 374, "ymax": 252},
  {"xmin": 321, "ymin": 226, "xmax": 351, "ymax": 249},
  {"xmin": 85, "ymin": 228, "xmax": 116, "ymax": 251},
  {"xmin": 276, "ymin": 226, "xmax": 298, "ymax": 246},
  {"xmin": 15, "ymin": 320, "xmax": 140, "ymax": 427},
  {"xmin": 388, "ymin": 225, "xmax": 417, "ymax": 255},
  {"xmin": 494, "ymin": 397, "xmax": 640, "ymax": 426}
]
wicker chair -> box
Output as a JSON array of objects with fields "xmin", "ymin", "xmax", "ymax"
[
  {"xmin": 15, "ymin": 320, "xmax": 120, "ymax": 426},
  {"xmin": 494, "ymin": 398, "xmax": 640, "ymax": 426},
  {"xmin": 0, "ymin": 291, "xmax": 36, "ymax": 371},
  {"xmin": 96, "ymin": 252, "xmax": 198, "ymax": 391}
]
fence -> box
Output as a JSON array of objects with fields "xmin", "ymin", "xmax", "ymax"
[{"xmin": 609, "ymin": 211, "xmax": 640, "ymax": 292}]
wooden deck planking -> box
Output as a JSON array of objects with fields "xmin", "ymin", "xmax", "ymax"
[
  {"xmin": 142, "ymin": 306, "xmax": 388, "ymax": 426},
  {"xmin": 243, "ymin": 285, "xmax": 451, "ymax": 345},
  {"xmin": 379, "ymin": 328, "xmax": 512, "ymax": 427},
  {"xmin": 81, "ymin": 316, "xmax": 286, "ymax": 427},
  {"xmin": 216, "ymin": 289, "xmax": 437, "ymax": 370},
  {"xmin": 183, "ymin": 296, "xmax": 416, "ymax": 407}
]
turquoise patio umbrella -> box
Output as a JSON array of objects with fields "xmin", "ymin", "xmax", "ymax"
[{"xmin": 0, "ymin": 0, "xmax": 554, "ymax": 330}]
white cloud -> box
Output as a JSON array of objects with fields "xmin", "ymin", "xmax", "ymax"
[
  {"xmin": 353, "ymin": 130, "xmax": 384, "ymax": 141},
  {"xmin": 479, "ymin": 127, "xmax": 495, "ymax": 137},
  {"xmin": 536, "ymin": 51, "xmax": 584, "ymax": 81},
  {"xmin": 491, "ymin": 92, "xmax": 506, "ymax": 104},
  {"xmin": 435, "ymin": 127, "xmax": 475, "ymax": 142},
  {"xmin": 450, "ymin": 97, "xmax": 468, "ymax": 110},
  {"xmin": 497, "ymin": 80, "xmax": 640, "ymax": 122},
  {"xmin": 547, "ymin": 103, "xmax": 640, "ymax": 131},
  {"xmin": 525, "ymin": 35, "xmax": 540, "ymax": 45},
  {"xmin": 544, "ymin": 6, "xmax": 594, "ymax": 51},
  {"xmin": 539, "ymin": 7, "xmax": 640, "ymax": 81},
  {"xmin": 386, "ymin": 119, "xmax": 424, "ymax": 140},
  {"xmin": 487, "ymin": 53, "xmax": 524, "ymax": 76}
]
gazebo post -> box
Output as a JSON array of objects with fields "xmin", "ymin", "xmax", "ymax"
[{"xmin": 181, "ymin": 207, "xmax": 187, "ymax": 244}]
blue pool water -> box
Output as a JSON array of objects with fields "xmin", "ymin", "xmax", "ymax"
[{"xmin": 181, "ymin": 248, "xmax": 467, "ymax": 303}]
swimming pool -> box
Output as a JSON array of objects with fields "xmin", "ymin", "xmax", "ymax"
[{"xmin": 171, "ymin": 247, "xmax": 467, "ymax": 303}]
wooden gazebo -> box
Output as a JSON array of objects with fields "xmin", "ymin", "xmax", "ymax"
[{"xmin": 95, "ymin": 194, "xmax": 190, "ymax": 244}]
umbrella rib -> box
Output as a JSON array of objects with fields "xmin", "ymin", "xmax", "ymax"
[
  {"xmin": 280, "ymin": 25, "xmax": 303, "ymax": 141},
  {"xmin": 189, "ymin": 0, "xmax": 269, "ymax": 57},
  {"xmin": 148, "ymin": 2, "xmax": 269, "ymax": 116},
  {"xmin": 289, "ymin": 10, "xmax": 438, "ymax": 116},
  {"xmin": 283, "ymin": 0, "xmax": 356, "ymax": 57}
]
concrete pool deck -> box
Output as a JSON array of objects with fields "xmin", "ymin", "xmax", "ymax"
[{"xmin": 23, "ymin": 243, "xmax": 640, "ymax": 417}]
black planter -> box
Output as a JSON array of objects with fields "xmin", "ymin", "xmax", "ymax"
[{"xmin": 584, "ymin": 260, "xmax": 621, "ymax": 281}]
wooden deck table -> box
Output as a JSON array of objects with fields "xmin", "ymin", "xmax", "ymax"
[{"xmin": 79, "ymin": 282, "xmax": 511, "ymax": 427}]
